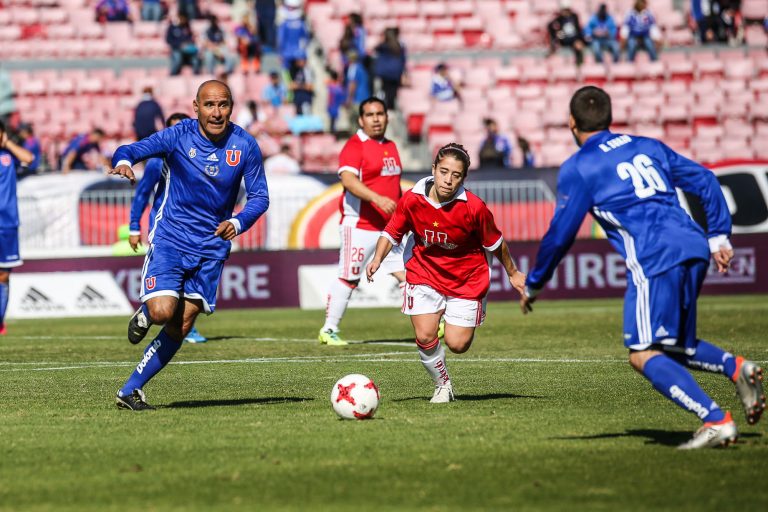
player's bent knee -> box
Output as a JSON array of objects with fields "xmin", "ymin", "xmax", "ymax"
[
  {"xmin": 628, "ymin": 349, "xmax": 663, "ymax": 372},
  {"xmin": 146, "ymin": 303, "xmax": 176, "ymax": 324},
  {"xmin": 444, "ymin": 336, "xmax": 473, "ymax": 354}
]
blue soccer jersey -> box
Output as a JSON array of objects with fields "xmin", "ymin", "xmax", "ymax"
[
  {"xmin": 0, "ymin": 149, "xmax": 19, "ymax": 229},
  {"xmin": 129, "ymin": 157, "xmax": 164, "ymax": 234},
  {"xmin": 527, "ymin": 130, "xmax": 731, "ymax": 290},
  {"xmin": 113, "ymin": 119, "xmax": 269, "ymax": 260}
]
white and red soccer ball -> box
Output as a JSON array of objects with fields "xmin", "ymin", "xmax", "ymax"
[{"xmin": 330, "ymin": 374, "xmax": 380, "ymax": 420}]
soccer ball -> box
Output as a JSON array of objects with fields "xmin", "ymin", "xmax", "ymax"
[{"xmin": 330, "ymin": 374, "xmax": 380, "ymax": 420}]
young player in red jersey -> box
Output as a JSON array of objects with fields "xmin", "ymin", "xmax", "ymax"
[
  {"xmin": 366, "ymin": 143, "xmax": 527, "ymax": 402},
  {"xmin": 318, "ymin": 97, "xmax": 407, "ymax": 345}
]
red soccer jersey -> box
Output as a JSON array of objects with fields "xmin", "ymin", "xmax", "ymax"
[
  {"xmin": 338, "ymin": 129, "xmax": 402, "ymax": 231},
  {"xmin": 383, "ymin": 177, "xmax": 503, "ymax": 300}
]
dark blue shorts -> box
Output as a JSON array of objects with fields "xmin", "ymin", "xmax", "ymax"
[
  {"xmin": 623, "ymin": 259, "xmax": 708, "ymax": 355},
  {"xmin": 140, "ymin": 243, "xmax": 225, "ymax": 313},
  {"xmin": 0, "ymin": 228, "xmax": 22, "ymax": 269}
]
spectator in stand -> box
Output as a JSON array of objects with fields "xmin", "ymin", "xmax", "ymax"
[
  {"xmin": 339, "ymin": 12, "xmax": 367, "ymax": 75},
  {"xmin": 235, "ymin": 100, "xmax": 265, "ymax": 131},
  {"xmin": 16, "ymin": 123, "xmax": 41, "ymax": 174},
  {"xmin": 620, "ymin": 0, "xmax": 662, "ymax": 62},
  {"xmin": 478, "ymin": 118, "xmax": 512, "ymax": 169},
  {"xmin": 691, "ymin": 0, "xmax": 723, "ymax": 43},
  {"xmin": 430, "ymin": 62, "xmax": 460, "ymax": 103},
  {"xmin": 234, "ymin": 16, "xmax": 262, "ymax": 74},
  {"xmin": 290, "ymin": 58, "xmax": 314, "ymax": 116},
  {"xmin": 263, "ymin": 71, "xmax": 288, "ymax": 109},
  {"xmin": 326, "ymin": 69, "xmax": 346, "ymax": 133},
  {"xmin": 0, "ymin": 67, "xmax": 15, "ymax": 127},
  {"xmin": 718, "ymin": 1, "xmax": 744, "ymax": 46},
  {"xmin": 264, "ymin": 142, "xmax": 300, "ymax": 175},
  {"xmin": 178, "ymin": 0, "xmax": 200, "ymax": 20},
  {"xmin": 60, "ymin": 128, "xmax": 109, "ymax": 173},
  {"xmin": 547, "ymin": 1, "xmax": 586, "ymax": 66},
  {"xmin": 256, "ymin": 0, "xmax": 277, "ymax": 51},
  {"xmin": 277, "ymin": 0, "xmax": 310, "ymax": 74},
  {"xmin": 517, "ymin": 137, "xmax": 535, "ymax": 168},
  {"xmin": 133, "ymin": 86, "xmax": 165, "ymax": 141},
  {"xmin": 141, "ymin": 0, "xmax": 163, "ymax": 22},
  {"xmin": 166, "ymin": 15, "xmax": 201, "ymax": 75},
  {"xmin": 374, "ymin": 27, "xmax": 408, "ymax": 111},
  {"xmin": 345, "ymin": 50, "xmax": 371, "ymax": 129},
  {"xmin": 584, "ymin": 4, "xmax": 620, "ymax": 63},
  {"xmin": 95, "ymin": 0, "xmax": 132, "ymax": 22},
  {"xmin": 203, "ymin": 14, "xmax": 237, "ymax": 76}
]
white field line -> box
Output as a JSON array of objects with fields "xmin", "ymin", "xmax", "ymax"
[
  {"xmin": 0, "ymin": 355, "xmax": 643, "ymax": 373},
  {"xmin": 5, "ymin": 335, "xmax": 414, "ymax": 347}
]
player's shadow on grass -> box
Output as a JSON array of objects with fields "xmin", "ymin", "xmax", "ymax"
[
  {"xmin": 392, "ymin": 393, "xmax": 543, "ymax": 402},
  {"xmin": 357, "ymin": 338, "xmax": 415, "ymax": 344},
  {"xmin": 163, "ymin": 397, "xmax": 313, "ymax": 409},
  {"xmin": 556, "ymin": 430, "xmax": 762, "ymax": 446}
]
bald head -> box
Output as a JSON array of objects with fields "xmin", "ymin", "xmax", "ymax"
[
  {"xmin": 196, "ymin": 80, "xmax": 233, "ymax": 103},
  {"xmin": 194, "ymin": 80, "xmax": 234, "ymax": 142}
]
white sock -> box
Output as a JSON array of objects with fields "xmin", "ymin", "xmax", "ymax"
[
  {"xmin": 322, "ymin": 279, "xmax": 355, "ymax": 332},
  {"xmin": 418, "ymin": 340, "xmax": 451, "ymax": 386}
]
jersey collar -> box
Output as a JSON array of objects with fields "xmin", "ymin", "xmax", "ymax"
[
  {"xmin": 413, "ymin": 177, "xmax": 467, "ymax": 208},
  {"xmin": 356, "ymin": 129, "xmax": 388, "ymax": 144},
  {"xmin": 582, "ymin": 130, "xmax": 613, "ymax": 149}
]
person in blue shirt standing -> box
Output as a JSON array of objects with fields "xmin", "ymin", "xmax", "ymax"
[
  {"xmin": 108, "ymin": 81, "xmax": 269, "ymax": 410},
  {"xmin": 620, "ymin": 0, "xmax": 661, "ymax": 62},
  {"xmin": 128, "ymin": 112, "xmax": 207, "ymax": 344},
  {"xmin": 584, "ymin": 3, "xmax": 620, "ymax": 63},
  {"xmin": 478, "ymin": 118, "xmax": 512, "ymax": 169},
  {"xmin": 277, "ymin": 0, "xmax": 309, "ymax": 74},
  {"xmin": 0, "ymin": 120, "xmax": 34, "ymax": 336},
  {"xmin": 521, "ymin": 86, "xmax": 764, "ymax": 449}
]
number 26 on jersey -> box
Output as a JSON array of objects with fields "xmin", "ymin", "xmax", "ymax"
[{"xmin": 616, "ymin": 154, "xmax": 667, "ymax": 199}]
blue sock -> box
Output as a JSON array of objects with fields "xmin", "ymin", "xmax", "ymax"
[
  {"xmin": 679, "ymin": 340, "xmax": 737, "ymax": 378},
  {"xmin": 0, "ymin": 282, "xmax": 8, "ymax": 325},
  {"xmin": 642, "ymin": 355, "xmax": 725, "ymax": 423},
  {"xmin": 119, "ymin": 329, "xmax": 182, "ymax": 396}
]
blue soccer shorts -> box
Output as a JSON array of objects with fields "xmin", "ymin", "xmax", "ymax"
[
  {"xmin": 623, "ymin": 259, "xmax": 708, "ymax": 355},
  {"xmin": 0, "ymin": 228, "xmax": 22, "ymax": 269},
  {"xmin": 140, "ymin": 243, "xmax": 225, "ymax": 314}
]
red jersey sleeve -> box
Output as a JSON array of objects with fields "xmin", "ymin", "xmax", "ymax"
[
  {"xmin": 338, "ymin": 137, "xmax": 362, "ymax": 177},
  {"xmin": 383, "ymin": 194, "xmax": 412, "ymax": 245},
  {"xmin": 475, "ymin": 200, "xmax": 503, "ymax": 251}
]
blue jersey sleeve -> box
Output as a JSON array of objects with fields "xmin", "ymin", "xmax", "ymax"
[
  {"xmin": 232, "ymin": 140, "xmax": 269, "ymax": 234},
  {"xmin": 527, "ymin": 159, "xmax": 593, "ymax": 290},
  {"xmin": 660, "ymin": 143, "xmax": 732, "ymax": 239},
  {"xmin": 112, "ymin": 124, "xmax": 180, "ymax": 167},
  {"xmin": 129, "ymin": 158, "xmax": 163, "ymax": 233}
]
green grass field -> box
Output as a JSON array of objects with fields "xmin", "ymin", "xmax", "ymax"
[{"xmin": 1, "ymin": 295, "xmax": 767, "ymax": 511}]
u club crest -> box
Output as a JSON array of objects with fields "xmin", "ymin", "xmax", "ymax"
[{"xmin": 226, "ymin": 149, "xmax": 241, "ymax": 166}]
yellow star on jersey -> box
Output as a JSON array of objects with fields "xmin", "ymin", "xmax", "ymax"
[{"xmin": 432, "ymin": 221, "xmax": 439, "ymax": 227}]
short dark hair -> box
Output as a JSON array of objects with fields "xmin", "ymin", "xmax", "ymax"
[
  {"xmin": 570, "ymin": 86, "xmax": 612, "ymax": 132},
  {"xmin": 434, "ymin": 142, "xmax": 471, "ymax": 175},
  {"xmin": 92, "ymin": 127, "xmax": 105, "ymax": 137},
  {"xmin": 358, "ymin": 97, "xmax": 387, "ymax": 117},
  {"xmin": 166, "ymin": 112, "xmax": 190, "ymax": 127},
  {"xmin": 0, "ymin": 120, "xmax": 5, "ymax": 135}
]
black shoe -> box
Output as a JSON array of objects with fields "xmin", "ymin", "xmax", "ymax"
[
  {"xmin": 115, "ymin": 389, "xmax": 156, "ymax": 411},
  {"xmin": 127, "ymin": 307, "xmax": 151, "ymax": 345}
]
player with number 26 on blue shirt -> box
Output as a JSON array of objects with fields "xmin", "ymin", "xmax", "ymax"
[
  {"xmin": 108, "ymin": 80, "xmax": 269, "ymax": 411},
  {"xmin": 521, "ymin": 86, "xmax": 764, "ymax": 449}
]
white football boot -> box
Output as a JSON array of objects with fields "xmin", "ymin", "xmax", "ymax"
[
  {"xmin": 677, "ymin": 411, "xmax": 738, "ymax": 450},
  {"xmin": 430, "ymin": 383, "xmax": 455, "ymax": 403}
]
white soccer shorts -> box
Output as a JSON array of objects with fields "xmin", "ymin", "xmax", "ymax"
[
  {"xmin": 337, "ymin": 225, "xmax": 405, "ymax": 281},
  {"xmin": 402, "ymin": 283, "xmax": 486, "ymax": 328}
]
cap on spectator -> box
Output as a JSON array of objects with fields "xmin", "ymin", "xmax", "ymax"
[
  {"xmin": 284, "ymin": 0, "xmax": 302, "ymax": 8},
  {"xmin": 559, "ymin": 0, "xmax": 572, "ymax": 8},
  {"xmin": 18, "ymin": 122, "xmax": 32, "ymax": 132}
]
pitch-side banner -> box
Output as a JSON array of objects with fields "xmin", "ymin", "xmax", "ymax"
[
  {"xmin": 6, "ymin": 271, "xmax": 133, "ymax": 319},
  {"xmin": 15, "ymin": 234, "xmax": 767, "ymax": 309}
]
